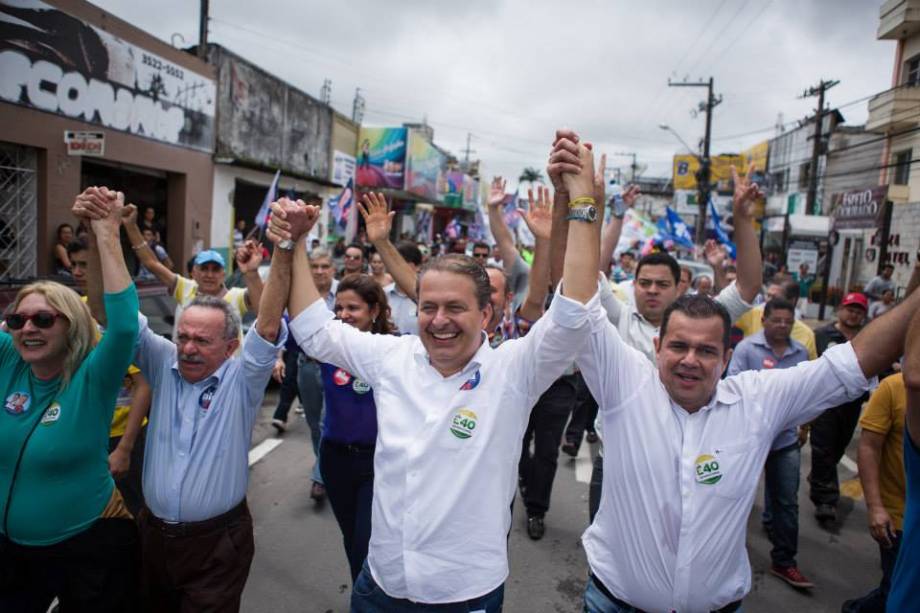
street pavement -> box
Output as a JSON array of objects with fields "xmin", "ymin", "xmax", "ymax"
[{"xmin": 241, "ymin": 390, "xmax": 883, "ymax": 613}]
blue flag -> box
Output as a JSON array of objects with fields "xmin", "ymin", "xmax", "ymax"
[
  {"xmin": 665, "ymin": 207, "xmax": 695, "ymax": 249},
  {"xmin": 254, "ymin": 170, "xmax": 281, "ymax": 230},
  {"xmin": 709, "ymin": 199, "xmax": 737, "ymax": 258}
]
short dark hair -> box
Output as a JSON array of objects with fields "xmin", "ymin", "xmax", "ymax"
[
  {"xmin": 65, "ymin": 237, "xmax": 89, "ymax": 257},
  {"xmin": 484, "ymin": 263, "xmax": 510, "ymax": 296},
  {"xmin": 882, "ymin": 263, "xmax": 894, "ymax": 270},
  {"xmin": 636, "ymin": 252, "xmax": 681, "ymax": 284},
  {"xmin": 764, "ymin": 298, "xmax": 796, "ymax": 319},
  {"xmin": 417, "ymin": 254, "xmax": 491, "ymax": 309},
  {"xmin": 725, "ymin": 265, "xmax": 737, "ymax": 274},
  {"xmin": 769, "ymin": 277, "xmax": 800, "ymax": 302},
  {"xmin": 660, "ymin": 294, "xmax": 731, "ymax": 351},
  {"xmin": 472, "ymin": 241, "xmax": 490, "ymax": 252},
  {"xmin": 345, "ymin": 244, "xmax": 365, "ymax": 257},
  {"xmin": 395, "ymin": 241, "xmax": 422, "ymax": 267}
]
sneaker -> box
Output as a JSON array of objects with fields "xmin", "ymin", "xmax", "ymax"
[
  {"xmin": 814, "ymin": 503, "xmax": 836, "ymax": 523},
  {"xmin": 561, "ymin": 441, "xmax": 578, "ymax": 458},
  {"xmin": 310, "ymin": 481, "xmax": 326, "ymax": 503},
  {"xmin": 586, "ymin": 432, "xmax": 599, "ymax": 444},
  {"xmin": 271, "ymin": 418, "xmax": 286, "ymax": 434},
  {"xmin": 770, "ymin": 565, "xmax": 814, "ymax": 589},
  {"xmin": 526, "ymin": 514, "xmax": 545, "ymax": 540}
]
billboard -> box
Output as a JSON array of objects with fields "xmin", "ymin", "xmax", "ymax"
[
  {"xmin": 332, "ymin": 150, "xmax": 356, "ymax": 186},
  {"xmin": 830, "ymin": 186, "xmax": 888, "ymax": 230},
  {"xmin": 672, "ymin": 154, "xmax": 745, "ymax": 192},
  {"xmin": 355, "ymin": 127, "xmax": 407, "ymax": 189},
  {"xmin": 0, "ymin": 0, "xmax": 215, "ymax": 152},
  {"xmin": 406, "ymin": 129, "xmax": 446, "ymax": 201}
]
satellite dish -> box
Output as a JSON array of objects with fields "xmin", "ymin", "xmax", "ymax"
[{"xmin": 634, "ymin": 163, "xmax": 648, "ymax": 177}]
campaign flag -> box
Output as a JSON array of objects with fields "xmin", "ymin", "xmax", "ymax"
[
  {"xmin": 254, "ymin": 170, "xmax": 281, "ymax": 229},
  {"xmin": 665, "ymin": 207, "xmax": 695, "ymax": 249},
  {"xmin": 416, "ymin": 208, "xmax": 433, "ymax": 243},
  {"xmin": 468, "ymin": 205, "xmax": 486, "ymax": 241},
  {"xmin": 709, "ymin": 198, "xmax": 737, "ymax": 258},
  {"xmin": 445, "ymin": 216, "xmax": 462, "ymax": 240}
]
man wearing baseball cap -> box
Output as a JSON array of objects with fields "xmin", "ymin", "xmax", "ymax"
[
  {"xmin": 809, "ymin": 291, "xmax": 869, "ymax": 525},
  {"xmin": 121, "ymin": 205, "xmax": 264, "ymax": 342}
]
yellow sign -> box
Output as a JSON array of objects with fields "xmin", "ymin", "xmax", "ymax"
[
  {"xmin": 741, "ymin": 141, "xmax": 768, "ymax": 173},
  {"xmin": 672, "ymin": 154, "xmax": 746, "ymax": 191}
]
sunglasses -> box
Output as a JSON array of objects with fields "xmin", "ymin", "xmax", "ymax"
[{"xmin": 6, "ymin": 311, "xmax": 63, "ymax": 330}]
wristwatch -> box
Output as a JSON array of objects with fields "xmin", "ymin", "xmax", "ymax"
[
  {"xmin": 566, "ymin": 206, "xmax": 598, "ymax": 223},
  {"xmin": 277, "ymin": 238, "xmax": 295, "ymax": 250}
]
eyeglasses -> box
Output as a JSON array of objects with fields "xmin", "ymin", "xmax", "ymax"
[
  {"xmin": 472, "ymin": 252, "xmax": 489, "ymax": 259},
  {"xmin": 6, "ymin": 311, "xmax": 63, "ymax": 330}
]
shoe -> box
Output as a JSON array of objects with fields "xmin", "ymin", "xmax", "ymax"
[
  {"xmin": 526, "ymin": 514, "xmax": 545, "ymax": 540},
  {"xmin": 271, "ymin": 418, "xmax": 286, "ymax": 434},
  {"xmin": 310, "ymin": 481, "xmax": 326, "ymax": 503},
  {"xmin": 586, "ymin": 432, "xmax": 599, "ymax": 444},
  {"xmin": 814, "ymin": 503, "xmax": 836, "ymax": 523},
  {"xmin": 770, "ymin": 565, "xmax": 814, "ymax": 589},
  {"xmin": 294, "ymin": 406, "xmax": 305, "ymax": 415},
  {"xmin": 561, "ymin": 441, "xmax": 578, "ymax": 458}
]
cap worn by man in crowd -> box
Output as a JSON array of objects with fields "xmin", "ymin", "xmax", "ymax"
[
  {"xmin": 194, "ymin": 250, "xmax": 226, "ymax": 268},
  {"xmin": 840, "ymin": 292, "xmax": 868, "ymax": 310}
]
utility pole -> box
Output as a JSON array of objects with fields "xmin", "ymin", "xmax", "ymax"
[
  {"xmin": 613, "ymin": 152, "xmax": 638, "ymax": 182},
  {"xmin": 461, "ymin": 133, "xmax": 476, "ymax": 167},
  {"xmin": 197, "ymin": 0, "xmax": 209, "ymax": 59},
  {"xmin": 801, "ymin": 78, "xmax": 839, "ymax": 320},
  {"xmin": 320, "ymin": 79, "xmax": 332, "ymax": 105},
  {"xmin": 668, "ymin": 77, "xmax": 722, "ymax": 244},
  {"xmin": 352, "ymin": 88, "xmax": 365, "ymax": 124}
]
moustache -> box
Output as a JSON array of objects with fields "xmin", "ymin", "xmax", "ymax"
[{"xmin": 179, "ymin": 354, "xmax": 205, "ymax": 364}]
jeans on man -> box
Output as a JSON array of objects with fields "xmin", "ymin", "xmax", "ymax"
[
  {"xmin": 841, "ymin": 530, "xmax": 903, "ymax": 612},
  {"xmin": 351, "ymin": 560, "xmax": 504, "ymax": 612},
  {"xmin": 762, "ymin": 443, "xmax": 801, "ymax": 568},
  {"xmin": 518, "ymin": 375, "xmax": 577, "ymax": 516},
  {"xmin": 564, "ymin": 373, "xmax": 599, "ymax": 454},
  {"xmin": 808, "ymin": 399, "xmax": 862, "ymax": 508},
  {"xmin": 272, "ymin": 350, "xmax": 301, "ymax": 423},
  {"xmin": 297, "ymin": 355, "xmax": 325, "ymax": 485}
]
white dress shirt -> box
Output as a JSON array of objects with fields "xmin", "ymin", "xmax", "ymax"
[
  {"xmin": 290, "ymin": 287, "xmax": 598, "ymax": 603},
  {"xmin": 383, "ymin": 282, "xmax": 418, "ymax": 335},
  {"xmin": 577, "ymin": 303, "xmax": 871, "ymax": 612}
]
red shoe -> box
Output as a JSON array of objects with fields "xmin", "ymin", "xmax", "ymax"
[{"xmin": 770, "ymin": 565, "xmax": 814, "ymax": 589}]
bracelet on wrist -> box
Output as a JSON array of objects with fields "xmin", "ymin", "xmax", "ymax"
[{"xmin": 568, "ymin": 196, "xmax": 596, "ymax": 209}]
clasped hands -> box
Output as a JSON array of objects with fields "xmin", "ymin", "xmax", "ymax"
[
  {"xmin": 71, "ymin": 186, "xmax": 127, "ymax": 233},
  {"xmin": 267, "ymin": 198, "xmax": 321, "ymax": 245}
]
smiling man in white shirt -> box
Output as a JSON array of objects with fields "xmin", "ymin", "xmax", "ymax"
[
  {"xmin": 548, "ymin": 130, "xmax": 920, "ymax": 613},
  {"xmin": 268, "ymin": 138, "xmax": 602, "ymax": 611}
]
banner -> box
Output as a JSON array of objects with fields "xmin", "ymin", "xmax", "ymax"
[
  {"xmin": 0, "ymin": 0, "xmax": 215, "ymax": 151},
  {"xmin": 406, "ymin": 130, "xmax": 446, "ymax": 201},
  {"xmin": 355, "ymin": 127, "xmax": 407, "ymax": 189},
  {"xmin": 672, "ymin": 154, "xmax": 745, "ymax": 192},
  {"xmin": 332, "ymin": 150, "xmax": 356, "ymax": 186},
  {"xmin": 830, "ymin": 186, "xmax": 888, "ymax": 230}
]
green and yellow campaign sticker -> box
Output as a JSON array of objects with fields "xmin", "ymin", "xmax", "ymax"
[
  {"xmin": 449, "ymin": 409, "xmax": 478, "ymax": 440},
  {"xmin": 695, "ymin": 454, "xmax": 722, "ymax": 485},
  {"xmin": 40, "ymin": 402, "xmax": 61, "ymax": 426}
]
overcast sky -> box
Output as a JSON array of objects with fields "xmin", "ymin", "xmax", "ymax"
[{"xmin": 94, "ymin": 0, "xmax": 895, "ymax": 186}]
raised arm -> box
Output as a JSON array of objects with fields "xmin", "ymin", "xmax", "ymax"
[
  {"xmin": 851, "ymin": 278, "xmax": 920, "ymax": 380},
  {"xmin": 486, "ymin": 177, "xmax": 521, "ymax": 275},
  {"xmin": 730, "ymin": 163, "xmax": 764, "ymax": 303},
  {"xmin": 598, "ymin": 185, "xmax": 639, "ymax": 275},
  {"xmin": 236, "ymin": 239, "xmax": 265, "ymax": 316},
  {"xmin": 905, "ymin": 258, "xmax": 920, "ymax": 297},
  {"xmin": 517, "ymin": 186, "xmax": 553, "ymax": 321},
  {"xmin": 704, "ymin": 240, "xmax": 729, "ymax": 293},
  {"xmin": 359, "ymin": 192, "xmax": 418, "ymax": 301},
  {"xmin": 271, "ymin": 202, "xmax": 323, "ymax": 319},
  {"xmin": 122, "ymin": 204, "xmax": 178, "ymax": 291}
]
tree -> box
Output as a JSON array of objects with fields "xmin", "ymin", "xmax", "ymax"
[{"xmin": 518, "ymin": 167, "xmax": 544, "ymax": 184}]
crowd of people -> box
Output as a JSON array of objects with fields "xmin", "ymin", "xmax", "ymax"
[{"xmin": 1, "ymin": 129, "xmax": 919, "ymax": 613}]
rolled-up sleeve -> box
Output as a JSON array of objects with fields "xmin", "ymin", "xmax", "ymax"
[
  {"xmin": 241, "ymin": 319, "xmax": 289, "ymax": 412},
  {"xmin": 715, "ymin": 281, "xmax": 753, "ymax": 324}
]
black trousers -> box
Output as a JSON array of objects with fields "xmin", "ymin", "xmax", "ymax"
[
  {"xmin": 518, "ymin": 374, "xmax": 577, "ymax": 516},
  {"xmin": 108, "ymin": 425, "xmax": 147, "ymax": 518},
  {"xmin": 808, "ymin": 398, "xmax": 863, "ymax": 507},
  {"xmin": 0, "ymin": 518, "xmax": 139, "ymax": 613},
  {"xmin": 272, "ymin": 350, "xmax": 301, "ymax": 422},
  {"xmin": 564, "ymin": 372, "xmax": 598, "ymax": 452},
  {"xmin": 320, "ymin": 439, "xmax": 375, "ymax": 583}
]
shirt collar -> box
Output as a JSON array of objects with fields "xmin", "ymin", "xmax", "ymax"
[
  {"xmin": 412, "ymin": 331, "xmax": 490, "ymax": 378},
  {"xmin": 750, "ymin": 330, "xmax": 804, "ymax": 358}
]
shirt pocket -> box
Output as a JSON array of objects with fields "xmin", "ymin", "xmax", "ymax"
[
  {"xmin": 436, "ymin": 406, "xmax": 489, "ymax": 452},
  {"xmin": 698, "ymin": 439, "xmax": 756, "ymax": 501}
]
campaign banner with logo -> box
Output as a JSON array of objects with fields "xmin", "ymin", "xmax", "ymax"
[
  {"xmin": 332, "ymin": 150, "xmax": 356, "ymax": 186},
  {"xmin": 672, "ymin": 154, "xmax": 745, "ymax": 192},
  {"xmin": 0, "ymin": 0, "xmax": 216, "ymax": 152},
  {"xmin": 830, "ymin": 186, "xmax": 888, "ymax": 230},
  {"xmin": 355, "ymin": 127, "xmax": 407, "ymax": 189},
  {"xmin": 406, "ymin": 129, "xmax": 446, "ymax": 201}
]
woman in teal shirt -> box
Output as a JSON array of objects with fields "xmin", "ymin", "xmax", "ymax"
[{"xmin": 0, "ymin": 187, "xmax": 139, "ymax": 612}]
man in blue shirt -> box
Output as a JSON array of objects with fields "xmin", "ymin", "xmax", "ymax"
[
  {"xmin": 728, "ymin": 298, "xmax": 813, "ymax": 590},
  {"xmin": 129, "ymin": 199, "xmax": 301, "ymax": 612},
  {"xmin": 888, "ymin": 305, "xmax": 920, "ymax": 611}
]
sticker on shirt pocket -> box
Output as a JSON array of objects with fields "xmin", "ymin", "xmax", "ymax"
[
  {"xmin": 40, "ymin": 402, "xmax": 61, "ymax": 425},
  {"xmin": 199, "ymin": 385, "xmax": 217, "ymax": 413},
  {"xmin": 449, "ymin": 409, "xmax": 478, "ymax": 440},
  {"xmin": 352, "ymin": 379, "xmax": 371, "ymax": 395},
  {"xmin": 695, "ymin": 454, "xmax": 723, "ymax": 485}
]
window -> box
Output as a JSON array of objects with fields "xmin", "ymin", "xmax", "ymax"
[
  {"xmin": 905, "ymin": 55, "xmax": 920, "ymax": 86},
  {"xmin": 893, "ymin": 149, "xmax": 912, "ymax": 185},
  {"xmin": 798, "ymin": 163, "xmax": 811, "ymax": 190},
  {"xmin": 771, "ymin": 171, "xmax": 785, "ymax": 192}
]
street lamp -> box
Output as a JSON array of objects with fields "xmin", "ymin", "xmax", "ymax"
[{"xmin": 659, "ymin": 124, "xmax": 709, "ymax": 245}]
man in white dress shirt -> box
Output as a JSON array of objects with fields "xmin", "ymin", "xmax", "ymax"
[{"xmin": 268, "ymin": 139, "xmax": 603, "ymax": 611}]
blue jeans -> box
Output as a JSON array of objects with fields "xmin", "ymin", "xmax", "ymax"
[
  {"xmin": 351, "ymin": 561, "xmax": 504, "ymax": 612},
  {"xmin": 297, "ymin": 356, "xmax": 325, "ymax": 485},
  {"xmin": 762, "ymin": 443, "xmax": 801, "ymax": 568},
  {"xmin": 584, "ymin": 575, "xmax": 743, "ymax": 613}
]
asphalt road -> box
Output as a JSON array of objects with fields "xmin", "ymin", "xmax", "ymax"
[{"xmin": 241, "ymin": 390, "xmax": 883, "ymax": 613}]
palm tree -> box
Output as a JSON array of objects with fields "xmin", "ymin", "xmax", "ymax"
[{"xmin": 518, "ymin": 167, "xmax": 544, "ymax": 183}]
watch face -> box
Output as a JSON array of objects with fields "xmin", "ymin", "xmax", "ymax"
[{"xmin": 586, "ymin": 206, "xmax": 598, "ymax": 222}]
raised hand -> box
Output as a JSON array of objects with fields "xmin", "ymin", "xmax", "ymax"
[
  {"xmin": 72, "ymin": 186, "xmax": 115, "ymax": 220},
  {"xmin": 594, "ymin": 153, "xmax": 607, "ymax": 210},
  {"xmin": 267, "ymin": 197, "xmax": 320, "ymax": 243},
  {"xmin": 487, "ymin": 177, "xmax": 507, "ymax": 209},
  {"xmin": 357, "ymin": 192, "xmax": 395, "ymax": 244},
  {"xmin": 703, "ymin": 239, "xmax": 727, "ymax": 269},
  {"xmin": 622, "ymin": 184, "xmax": 641, "ymax": 208},
  {"xmin": 732, "ymin": 162, "xmax": 763, "ymax": 221},
  {"xmin": 121, "ymin": 203, "xmax": 139, "ymax": 226},
  {"xmin": 547, "ymin": 129, "xmax": 582, "ymax": 193},
  {"xmin": 519, "ymin": 186, "xmax": 553, "ymax": 240},
  {"xmin": 90, "ymin": 188, "xmax": 124, "ymax": 234},
  {"xmin": 551, "ymin": 136, "xmax": 594, "ymax": 200},
  {"xmin": 236, "ymin": 240, "xmax": 264, "ymax": 273}
]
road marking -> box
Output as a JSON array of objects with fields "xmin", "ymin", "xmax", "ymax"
[
  {"xmin": 839, "ymin": 453, "xmax": 857, "ymax": 474},
  {"xmin": 575, "ymin": 440, "xmax": 593, "ymax": 484},
  {"xmin": 249, "ymin": 438, "xmax": 283, "ymax": 467}
]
